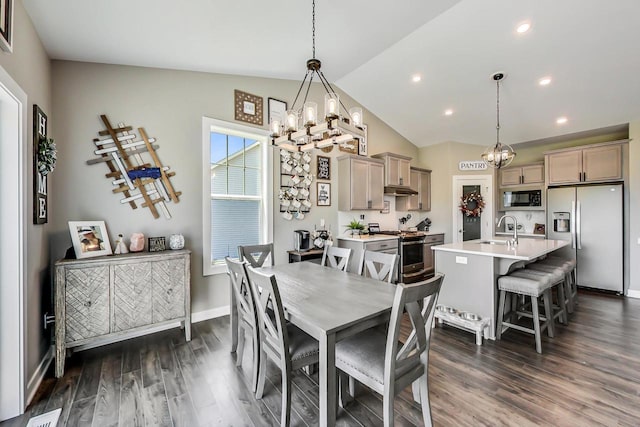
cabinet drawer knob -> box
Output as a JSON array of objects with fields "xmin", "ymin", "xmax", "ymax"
[{"xmin": 84, "ymin": 301, "xmax": 92, "ymax": 308}]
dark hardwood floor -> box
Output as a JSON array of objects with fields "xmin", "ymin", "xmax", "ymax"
[{"xmin": 3, "ymin": 290, "xmax": 640, "ymax": 426}]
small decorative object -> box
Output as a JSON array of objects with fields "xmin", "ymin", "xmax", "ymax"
[
  {"xmin": 534, "ymin": 223, "xmax": 546, "ymax": 235},
  {"xmin": 0, "ymin": 0, "xmax": 13, "ymax": 52},
  {"xmin": 148, "ymin": 237, "xmax": 166, "ymax": 252},
  {"xmin": 459, "ymin": 191, "xmax": 485, "ymax": 217},
  {"xmin": 114, "ymin": 234, "xmax": 129, "ymax": 254},
  {"xmin": 317, "ymin": 156, "xmax": 330, "ymax": 180},
  {"xmin": 169, "ymin": 233, "xmax": 185, "ymax": 250},
  {"xmin": 38, "ymin": 137, "xmax": 57, "ymax": 175},
  {"xmin": 234, "ymin": 90, "xmax": 263, "ymax": 125},
  {"xmin": 317, "ymin": 182, "xmax": 331, "ymax": 206},
  {"xmin": 68, "ymin": 221, "xmax": 112, "ymax": 259},
  {"xmin": 346, "ymin": 219, "xmax": 365, "ymax": 235},
  {"xmin": 33, "ymin": 105, "xmax": 50, "ymax": 224},
  {"xmin": 357, "ymin": 124, "xmax": 368, "ymax": 156},
  {"xmin": 380, "ymin": 200, "xmax": 390, "ymax": 214},
  {"xmin": 129, "ymin": 232, "xmax": 145, "ymax": 252}
]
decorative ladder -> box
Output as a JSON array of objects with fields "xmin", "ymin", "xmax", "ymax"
[{"xmin": 86, "ymin": 115, "xmax": 181, "ymax": 219}]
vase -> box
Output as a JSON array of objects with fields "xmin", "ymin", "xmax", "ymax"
[{"xmin": 169, "ymin": 234, "xmax": 185, "ymax": 250}]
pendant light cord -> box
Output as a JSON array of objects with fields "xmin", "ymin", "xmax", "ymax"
[
  {"xmin": 312, "ymin": 0, "xmax": 316, "ymax": 59},
  {"xmin": 496, "ymin": 77, "xmax": 501, "ymax": 146}
]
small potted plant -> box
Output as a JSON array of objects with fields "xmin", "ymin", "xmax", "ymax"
[{"xmin": 346, "ymin": 219, "xmax": 365, "ymax": 236}]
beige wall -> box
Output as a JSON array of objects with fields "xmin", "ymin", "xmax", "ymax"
[
  {"xmin": 0, "ymin": 1, "xmax": 52, "ymax": 387},
  {"xmin": 50, "ymin": 60, "xmax": 416, "ymax": 319}
]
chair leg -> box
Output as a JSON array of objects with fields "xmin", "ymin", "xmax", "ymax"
[
  {"xmin": 251, "ymin": 328, "xmax": 260, "ymax": 392},
  {"xmin": 496, "ymin": 290, "xmax": 507, "ymax": 340},
  {"xmin": 542, "ymin": 290, "xmax": 554, "ymax": 338},
  {"xmin": 412, "ymin": 380, "xmax": 420, "ymax": 403},
  {"xmin": 255, "ymin": 349, "xmax": 267, "ymax": 399},
  {"xmin": 531, "ymin": 295, "xmax": 542, "ymax": 354},
  {"xmin": 383, "ymin": 392, "xmax": 395, "ymax": 427},
  {"xmin": 418, "ymin": 373, "xmax": 433, "ymax": 427},
  {"xmin": 564, "ymin": 273, "xmax": 574, "ymax": 314},
  {"xmin": 557, "ymin": 283, "xmax": 568, "ymax": 325},
  {"xmin": 236, "ymin": 327, "xmax": 245, "ymax": 367},
  {"xmin": 281, "ymin": 369, "xmax": 292, "ymax": 427},
  {"xmin": 338, "ymin": 371, "xmax": 352, "ymax": 407}
]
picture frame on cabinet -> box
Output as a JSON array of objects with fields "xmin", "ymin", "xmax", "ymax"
[
  {"xmin": 68, "ymin": 221, "xmax": 113, "ymax": 259},
  {"xmin": 148, "ymin": 236, "xmax": 166, "ymax": 252},
  {"xmin": 0, "ymin": 0, "xmax": 13, "ymax": 53},
  {"xmin": 317, "ymin": 182, "xmax": 331, "ymax": 206},
  {"xmin": 358, "ymin": 124, "xmax": 368, "ymax": 156}
]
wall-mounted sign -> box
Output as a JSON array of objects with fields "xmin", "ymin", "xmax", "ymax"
[
  {"xmin": 33, "ymin": 105, "xmax": 48, "ymax": 224},
  {"xmin": 459, "ymin": 161, "xmax": 488, "ymax": 171}
]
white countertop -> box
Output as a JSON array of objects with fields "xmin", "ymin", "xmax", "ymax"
[
  {"xmin": 495, "ymin": 231, "xmax": 545, "ymax": 238},
  {"xmin": 432, "ymin": 237, "xmax": 569, "ymax": 261},
  {"xmin": 337, "ymin": 234, "xmax": 399, "ymax": 242}
]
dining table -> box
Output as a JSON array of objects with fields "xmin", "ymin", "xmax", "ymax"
[{"xmin": 229, "ymin": 261, "xmax": 397, "ymax": 427}]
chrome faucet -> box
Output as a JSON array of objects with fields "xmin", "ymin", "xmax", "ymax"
[{"xmin": 497, "ymin": 215, "xmax": 519, "ymax": 246}]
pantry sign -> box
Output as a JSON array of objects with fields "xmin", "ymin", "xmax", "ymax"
[{"xmin": 458, "ymin": 161, "xmax": 488, "ymax": 171}]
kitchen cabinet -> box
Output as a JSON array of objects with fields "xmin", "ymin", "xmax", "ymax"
[
  {"xmin": 55, "ymin": 250, "xmax": 191, "ymax": 377},
  {"xmin": 423, "ymin": 234, "xmax": 444, "ymax": 278},
  {"xmin": 371, "ymin": 152, "xmax": 412, "ymax": 187},
  {"xmin": 499, "ymin": 163, "xmax": 544, "ymax": 187},
  {"xmin": 338, "ymin": 155, "xmax": 385, "ymax": 210},
  {"xmin": 545, "ymin": 140, "xmax": 625, "ymax": 185},
  {"xmin": 396, "ymin": 167, "xmax": 431, "ymax": 211},
  {"xmin": 337, "ymin": 236, "xmax": 399, "ymax": 276}
]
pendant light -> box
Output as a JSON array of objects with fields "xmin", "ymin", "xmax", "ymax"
[{"xmin": 481, "ymin": 72, "xmax": 516, "ymax": 168}]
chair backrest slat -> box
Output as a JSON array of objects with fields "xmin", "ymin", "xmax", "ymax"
[
  {"xmin": 225, "ymin": 257, "xmax": 256, "ymax": 327},
  {"xmin": 239, "ymin": 243, "xmax": 275, "ymax": 268},
  {"xmin": 321, "ymin": 245, "xmax": 352, "ymax": 272},
  {"xmin": 359, "ymin": 250, "xmax": 398, "ymax": 283}
]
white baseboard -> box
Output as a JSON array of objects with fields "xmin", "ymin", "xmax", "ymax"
[
  {"xmin": 192, "ymin": 306, "xmax": 230, "ymax": 323},
  {"xmin": 26, "ymin": 346, "xmax": 54, "ymax": 407},
  {"xmin": 626, "ymin": 289, "xmax": 640, "ymax": 299}
]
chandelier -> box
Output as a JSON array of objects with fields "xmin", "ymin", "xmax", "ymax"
[
  {"xmin": 270, "ymin": 0, "xmax": 365, "ymax": 152},
  {"xmin": 481, "ymin": 72, "xmax": 516, "ymax": 168}
]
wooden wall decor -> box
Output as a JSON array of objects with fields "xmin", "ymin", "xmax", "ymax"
[
  {"xmin": 86, "ymin": 115, "xmax": 181, "ymax": 219},
  {"xmin": 33, "ymin": 105, "xmax": 48, "ymax": 224},
  {"xmin": 234, "ymin": 90, "xmax": 263, "ymax": 125}
]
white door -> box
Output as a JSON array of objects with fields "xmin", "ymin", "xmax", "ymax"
[
  {"xmin": 0, "ymin": 66, "xmax": 27, "ymax": 420},
  {"xmin": 452, "ymin": 175, "xmax": 493, "ymax": 243}
]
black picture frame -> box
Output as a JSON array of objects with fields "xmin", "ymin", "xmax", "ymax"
[
  {"xmin": 317, "ymin": 156, "xmax": 330, "ymax": 180},
  {"xmin": 0, "ymin": 0, "xmax": 12, "ymax": 53},
  {"xmin": 268, "ymin": 97, "xmax": 287, "ymax": 125},
  {"xmin": 148, "ymin": 236, "xmax": 166, "ymax": 252},
  {"xmin": 33, "ymin": 105, "xmax": 48, "ymax": 224},
  {"xmin": 317, "ymin": 182, "xmax": 331, "ymax": 206}
]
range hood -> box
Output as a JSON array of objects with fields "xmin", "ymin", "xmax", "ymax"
[{"xmin": 383, "ymin": 185, "xmax": 418, "ymax": 196}]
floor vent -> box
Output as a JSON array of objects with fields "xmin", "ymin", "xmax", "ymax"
[{"xmin": 26, "ymin": 408, "xmax": 61, "ymax": 427}]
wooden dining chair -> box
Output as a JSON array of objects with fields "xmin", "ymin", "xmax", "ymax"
[
  {"xmin": 358, "ymin": 250, "xmax": 399, "ymax": 283},
  {"xmin": 225, "ymin": 257, "xmax": 260, "ymax": 392},
  {"xmin": 239, "ymin": 243, "xmax": 275, "ymax": 267},
  {"xmin": 245, "ymin": 266, "xmax": 320, "ymax": 427},
  {"xmin": 336, "ymin": 274, "xmax": 444, "ymax": 427},
  {"xmin": 321, "ymin": 245, "xmax": 352, "ymax": 272}
]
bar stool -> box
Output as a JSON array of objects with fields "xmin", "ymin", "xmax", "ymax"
[
  {"xmin": 496, "ymin": 271, "xmax": 553, "ymax": 353},
  {"xmin": 539, "ymin": 256, "xmax": 577, "ymax": 312},
  {"xmin": 524, "ymin": 263, "xmax": 570, "ymax": 324}
]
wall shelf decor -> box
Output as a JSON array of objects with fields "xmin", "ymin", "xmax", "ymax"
[
  {"xmin": 279, "ymin": 149, "xmax": 313, "ymax": 220},
  {"xmin": 86, "ymin": 115, "xmax": 181, "ymax": 219}
]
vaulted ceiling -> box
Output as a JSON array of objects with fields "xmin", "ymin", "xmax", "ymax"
[{"xmin": 24, "ymin": 0, "xmax": 640, "ymax": 147}]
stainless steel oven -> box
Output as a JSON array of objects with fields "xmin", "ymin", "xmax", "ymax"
[{"xmin": 400, "ymin": 235, "xmax": 426, "ymax": 283}]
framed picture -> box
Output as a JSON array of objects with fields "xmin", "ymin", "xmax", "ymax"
[
  {"xmin": 358, "ymin": 124, "xmax": 368, "ymax": 156},
  {"xmin": 0, "ymin": 0, "xmax": 12, "ymax": 53},
  {"xmin": 33, "ymin": 105, "xmax": 48, "ymax": 224},
  {"xmin": 234, "ymin": 90, "xmax": 263, "ymax": 126},
  {"xmin": 534, "ymin": 223, "xmax": 546, "ymax": 235},
  {"xmin": 148, "ymin": 236, "xmax": 166, "ymax": 252},
  {"xmin": 268, "ymin": 97, "xmax": 287, "ymax": 125},
  {"xmin": 317, "ymin": 156, "xmax": 330, "ymax": 180},
  {"xmin": 317, "ymin": 182, "xmax": 331, "ymax": 206},
  {"xmin": 68, "ymin": 221, "xmax": 112, "ymax": 259}
]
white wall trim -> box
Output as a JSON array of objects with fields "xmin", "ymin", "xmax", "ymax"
[
  {"xmin": 451, "ymin": 175, "xmax": 494, "ymax": 243},
  {"xmin": 192, "ymin": 305, "xmax": 231, "ymax": 323},
  {"xmin": 26, "ymin": 346, "xmax": 54, "ymax": 407},
  {"xmin": 626, "ymin": 289, "xmax": 640, "ymax": 299}
]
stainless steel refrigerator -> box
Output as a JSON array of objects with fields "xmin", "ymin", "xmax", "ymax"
[{"xmin": 547, "ymin": 184, "xmax": 623, "ymax": 293}]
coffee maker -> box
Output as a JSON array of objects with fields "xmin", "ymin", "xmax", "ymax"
[{"xmin": 294, "ymin": 230, "xmax": 312, "ymax": 252}]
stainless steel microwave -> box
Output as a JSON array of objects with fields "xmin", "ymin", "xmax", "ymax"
[{"xmin": 501, "ymin": 188, "xmax": 543, "ymax": 210}]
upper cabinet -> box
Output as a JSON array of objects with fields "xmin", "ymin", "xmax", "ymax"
[
  {"xmin": 545, "ymin": 140, "xmax": 625, "ymax": 186},
  {"xmin": 499, "ymin": 163, "xmax": 544, "ymax": 187},
  {"xmin": 338, "ymin": 155, "xmax": 385, "ymax": 210},
  {"xmin": 371, "ymin": 152, "xmax": 412, "ymax": 187},
  {"xmin": 396, "ymin": 167, "xmax": 431, "ymax": 211}
]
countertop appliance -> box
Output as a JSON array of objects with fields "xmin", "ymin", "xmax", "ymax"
[
  {"xmin": 547, "ymin": 184, "xmax": 623, "ymax": 293},
  {"xmin": 293, "ymin": 230, "xmax": 312, "ymax": 252}
]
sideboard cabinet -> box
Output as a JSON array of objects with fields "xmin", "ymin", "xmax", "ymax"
[{"xmin": 55, "ymin": 250, "xmax": 191, "ymax": 377}]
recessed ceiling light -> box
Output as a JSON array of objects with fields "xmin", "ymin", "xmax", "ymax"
[
  {"xmin": 539, "ymin": 77, "xmax": 552, "ymax": 86},
  {"xmin": 556, "ymin": 117, "xmax": 568, "ymax": 124},
  {"xmin": 444, "ymin": 109, "xmax": 453, "ymax": 116},
  {"xmin": 516, "ymin": 22, "xmax": 531, "ymax": 33},
  {"xmin": 412, "ymin": 74, "xmax": 421, "ymax": 83}
]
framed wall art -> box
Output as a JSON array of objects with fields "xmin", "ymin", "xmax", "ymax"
[
  {"xmin": 33, "ymin": 105, "xmax": 49, "ymax": 224},
  {"xmin": 234, "ymin": 90, "xmax": 263, "ymax": 126},
  {"xmin": 317, "ymin": 156, "xmax": 330, "ymax": 180},
  {"xmin": 317, "ymin": 182, "xmax": 331, "ymax": 206},
  {"xmin": 68, "ymin": 221, "xmax": 113, "ymax": 259},
  {"xmin": 148, "ymin": 236, "xmax": 166, "ymax": 252},
  {"xmin": 0, "ymin": 0, "xmax": 12, "ymax": 52},
  {"xmin": 268, "ymin": 97, "xmax": 287, "ymax": 125}
]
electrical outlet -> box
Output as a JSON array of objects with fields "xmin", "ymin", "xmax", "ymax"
[
  {"xmin": 359, "ymin": 214, "xmax": 365, "ymax": 220},
  {"xmin": 455, "ymin": 256, "xmax": 468, "ymax": 265}
]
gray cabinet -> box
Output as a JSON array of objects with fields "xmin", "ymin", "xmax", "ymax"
[
  {"xmin": 499, "ymin": 163, "xmax": 544, "ymax": 187},
  {"xmin": 371, "ymin": 152, "xmax": 412, "ymax": 187},
  {"xmin": 55, "ymin": 250, "xmax": 191, "ymax": 377},
  {"xmin": 423, "ymin": 234, "xmax": 444, "ymax": 278},
  {"xmin": 338, "ymin": 155, "xmax": 385, "ymax": 210},
  {"xmin": 545, "ymin": 140, "xmax": 625, "ymax": 185},
  {"xmin": 397, "ymin": 167, "xmax": 431, "ymax": 211},
  {"xmin": 337, "ymin": 237, "xmax": 399, "ymax": 275}
]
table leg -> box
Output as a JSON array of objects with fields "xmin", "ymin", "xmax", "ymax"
[
  {"xmin": 319, "ymin": 333, "xmax": 337, "ymax": 427},
  {"xmin": 230, "ymin": 281, "xmax": 238, "ymax": 353}
]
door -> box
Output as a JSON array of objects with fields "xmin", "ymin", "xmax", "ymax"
[
  {"xmin": 350, "ymin": 158, "xmax": 369, "ymax": 210},
  {"xmin": 521, "ymin": 164, "xmax": 544, "ymax": 184},
  {"xmin": 368, "ymin": 161, "xmax": 385, "ymax": 209},
  {"xmin": 547, "ymin": 187, "xmax": 577, "ymax": 260},
  {"xmin": 500, "ymin": 168, "xmax": 522, "ymax": 186},
  {"xmin": 452, "ymin": 175, "xmax": 493, "ymax": 243},
  {"xmin": 582, "ymin": 145, "xmax": 622, "ymax": 182},
  {"xmin": 576, "ymin": 185, "xmax": 623, "ymax": 292},
  {"xmin": 547, "ymin": 151, "xmax": 582, "ymax": 184}
]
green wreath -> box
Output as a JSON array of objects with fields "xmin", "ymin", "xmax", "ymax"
[
  {"xmin": 38, "ymin": 137, "xmax": 57, "ymax": 176},
  {"xmin": 460, "ymin": 191, "xmax": 485, "ymax": 217}
]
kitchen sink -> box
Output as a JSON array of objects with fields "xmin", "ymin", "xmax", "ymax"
[{"xmin": 478, "ymin": 240, "xmax": 508, "ymax": 245}]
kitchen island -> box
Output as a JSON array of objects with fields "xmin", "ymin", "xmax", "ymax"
[{"xmin": 433, "ymin": 237, "xmax": 569, "ymax": 340}]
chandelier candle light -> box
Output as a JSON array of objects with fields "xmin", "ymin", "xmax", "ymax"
[
  {"xmin": 270, "ymin": 0, "xmax": 366, "ymax": 152},
  {"xmin": 481, "ymin": 72, "xmax": 516, "ymax": 168}
]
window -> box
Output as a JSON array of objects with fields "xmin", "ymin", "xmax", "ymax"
[{"xmin": 202, "ymin": 117, "xmax": 272, "ymax": 275}]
